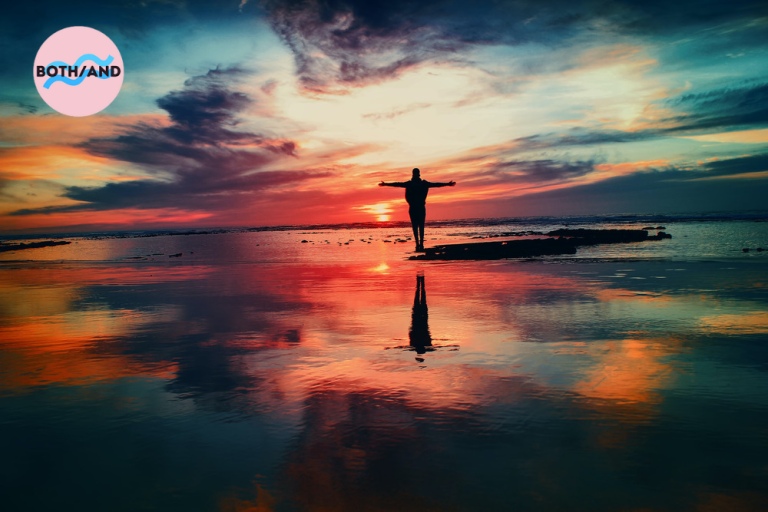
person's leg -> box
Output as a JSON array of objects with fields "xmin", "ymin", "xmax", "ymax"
[
  {"xmin": 408, "ymin": 208, "xmax": 420, "ymax": 249},
  {"xmin": 417, "ymin": 209, "xmax": 426, "ymax": 249}
]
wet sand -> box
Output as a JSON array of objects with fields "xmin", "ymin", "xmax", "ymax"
[{"xmin": 1, "ymin": 247, "xmax": 767, "ymax": 511}]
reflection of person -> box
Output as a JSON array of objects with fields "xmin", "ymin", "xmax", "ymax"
[
  {"xmin": 379, "ymin": 168, "xmax": 456, "ymax": 252},
  {"xmin": 409, "ymin": 274, "xmax": 432, "ymax": 358}
]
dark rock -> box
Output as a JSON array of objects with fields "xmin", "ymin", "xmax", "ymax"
[
  {"xmin": 411, "ymin": 238, "xmax": 577, "ymax": 260},
  {"xmin": 547, "ymin": 228, "xmax": 651, "ymax": 244},
  {"xmin": 412, "ymin": 228, "xmax": 672, "ymax": 261},
  {"xmin": 169, "ymin": 253, "xmax": 182, "ymax": 257},
  {"xmin": 743, "ymin": 248, "xmax": 750, "ymax": 252},
  {"xmin": 757, "ymin": 248, "xmax": 764, "ymax": 252}
]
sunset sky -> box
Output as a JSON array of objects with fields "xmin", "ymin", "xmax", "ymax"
[{"xmin": 1, "ymin": 0, "xmax": 767, "ymax": 233}]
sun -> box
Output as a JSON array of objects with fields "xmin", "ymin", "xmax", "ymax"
[{"xmin": 353, "ymin": 202, "xmax": 393, "ymax": 223}]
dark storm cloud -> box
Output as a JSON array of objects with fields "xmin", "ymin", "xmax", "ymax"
[
  {"xmin": 10, "ymin": 68, "xmax": 325, "ymax": 216},
  {"xmin": 155, "ymin": 69, "xmax": 254, "ymax": 144},
  {"xmin": 659, "ymin": 82, "xmax": 768, "ymax": 134},
  {"xmin": 263, "ymin": 0, "xmax": 445, "ymax": 92},
  {"xmin": 261, "ymin": 0, "xmax": 768, "ymax": 92},
  {"xmin": 262, "ymin": 0, "xmax": 569, "ymax": 92},
  {"xmin": 3, "ymin": 0, "xmax": 765, "ymax": 96}
]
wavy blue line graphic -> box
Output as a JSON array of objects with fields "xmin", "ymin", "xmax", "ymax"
[{"xmin": 43, "ymin": 54, "xmax": 115, "ymax": 89}]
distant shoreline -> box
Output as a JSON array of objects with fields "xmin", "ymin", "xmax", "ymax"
[{"xmin": 0, "ymin": 240, "xmax": 71, "ymax": 253}]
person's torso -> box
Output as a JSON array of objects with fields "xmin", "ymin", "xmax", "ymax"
[{"xmin": 405, "ymin": 180, "xmax": 430, "ymax": 205}]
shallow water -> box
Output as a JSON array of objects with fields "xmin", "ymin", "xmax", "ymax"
[
  {"xmin": 2, "ymin": 241, "xmax": 768, "ymax": 510},
  {"xmin": 2, "ymin": 218, "xmax": 768, "ymax": 264}
]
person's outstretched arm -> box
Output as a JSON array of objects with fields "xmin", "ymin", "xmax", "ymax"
[
  {"xmin": 426, "ymin": 180, "xmax": 456, "ymax": 188},
  {"xmin": 379, "ymin": 181, "xmax": 409, "ymax": 187}
]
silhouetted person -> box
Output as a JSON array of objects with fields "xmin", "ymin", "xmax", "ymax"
[
  {"xmin": 379, "ymin": 168, "xmax": 456, "ymax": 251},
  {"xmin": 409, "ymin": 274, "xmax": 432, "ymax": 358}
]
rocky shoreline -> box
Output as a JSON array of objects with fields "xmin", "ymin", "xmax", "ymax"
[{"xmin": 410, "ymin": 229, "xmax": 672, "ymax": 260}]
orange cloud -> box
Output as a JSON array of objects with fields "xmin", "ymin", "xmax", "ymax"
[
  {"xmin": 0, "ymin": 264, "xmax": 212, "ymax": 390},
  {"xmin": 0, "ymin": 208, "xmax": 213, "ymax": 233},
  {"xmin": 592, "ymin": 160, "xmax": 670, "ymax": 179},
  {"xmin": 0, "ymin": 145, "xmax": 110, "ymax": 181},
  {"xmin": 0, "ymin": 113, "xmax": 168, "ymax": 146}
]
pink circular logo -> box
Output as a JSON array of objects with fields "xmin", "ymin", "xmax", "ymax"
[{"xmin": 33, "ymin": 27, "xmax": 124, "ymax": 117}]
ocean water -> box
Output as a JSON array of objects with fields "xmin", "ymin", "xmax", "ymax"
[
  {"xmin": 2, "ymin": 214, "xmax": 767, "ymax": 263},
  {"xmin": 1, "ymin": 216, "xmax": 767, "ymax": 511}
]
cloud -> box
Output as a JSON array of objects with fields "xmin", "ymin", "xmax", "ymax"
[
  {"xmin": 464, "ymin": 159, "xmax": 597, "ymax": 185},
  {"xmin": 508, "ymin": 152, "xmax": 768, "ymax": 215},
  {"xmin": 262, "ymin": 0, "xmax": 768, "ymax": 93},
  {"xmin": 511, "ymin": 129, "xmax": 660, "ymax": 152},
  {"xmin": 262, "ymin": 0, "xmax": 611, "ymax": 94},
  {"xmin": 435, "ymin": 129, "xmax": 661, "ymax": 172},
  {"xmin": 262, "ymin": 0, "xmax": 614, "ymax": 93},
  {"xmin": 415, "ymin": 140, "xmax": 768, "ymax": 219},
  {"xmin": 613, "ymin": 0, "xmax": 768, "ymax": 35},
  {"xmin": 362, "ymin": 102, "xmax": 432, "ymax": 121},
  {"xmin": 10, "ymin": 68, "xmax": 326, "ymax": 216},
  {"xmin": 16, "ymin": 102, "xmax": 37, "ymax": 114},
  {"xmin": 659, "ymin": 82, "xmax": 768, "ymax": 134},
  {"xmin": 453, "ymin": 82, "xmax": 768, "ymax": 158},
  {"xmin": 263, "ymin": 0, "xmax": 447, "ymax": 93},
  {"xmin": 0, "ymin": 177, "xmax": 11, "ymax": 199},
  {"xmin": 697, "ymin": 152, "xmax": 768, "ymax": 178}
]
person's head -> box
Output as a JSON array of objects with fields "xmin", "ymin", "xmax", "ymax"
[{"xmin": 412, "ymin": 168, "xmax": 421, "ymax": 180}]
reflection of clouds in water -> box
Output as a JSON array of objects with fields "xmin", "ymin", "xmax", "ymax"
[
  {"xmin": 575, "ymin": 336, "xmax": 676, "ymax": 405},
  {"xmin": 699, "ymin": 311, "xmax": 768, "ymax": 334},
  {"xmin": 0, "ymin": 264, "xmax": 308, "ymax": 402},
  {"xmin": 2, "ymin": 260, "xmax": 768, "ymax": 510},
  {"xmin": 2, "ymin": 261, "xmax": 766, "ymax": 411}
]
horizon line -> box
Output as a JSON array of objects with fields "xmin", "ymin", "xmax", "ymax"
[{"xmin": 2, "ymin": 210, "xmax": 768, "ymax": 240}]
